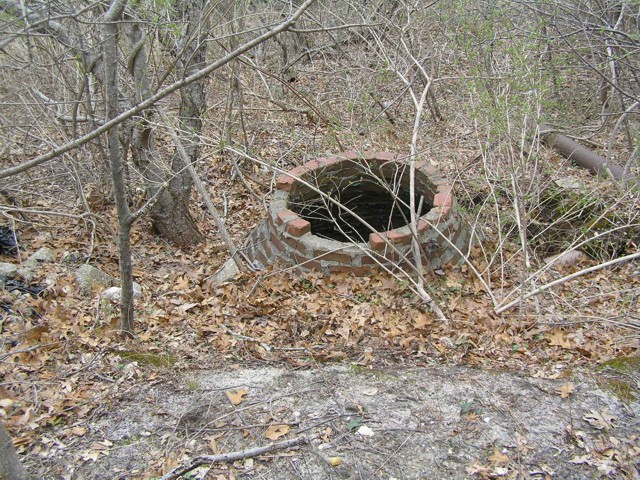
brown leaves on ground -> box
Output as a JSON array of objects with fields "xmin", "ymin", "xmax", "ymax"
[
  {"xmin": 226, "ymin": 388, "xmax": 248, "ymax": 406},
  {"xmin": 0, "ymin": 192, "xmax": 638, "ymax": 476}
]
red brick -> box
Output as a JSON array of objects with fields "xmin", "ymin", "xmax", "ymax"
[
  {"xmin": 291, "ymin": 252, "xmax": 322, "ymax": 270},
  {"xmin": 380, "ymin": 249, "xmax": 404, "ymax": 263},
  {"xmin": 255, "ymin": 248, "xmax": 269, "ymax": 267},
  {"xmin": 437, "ymin": 184, "xmax": 453, "ymax": 196},
  {"xmin": 269, "ymin": 231, "xmax": 286, "ymax": 253},
  {"xmin": 369, "ymin": 232, "xmax": 387, "ymax": 251},
  {"xmin": 283, "ymin": 234, "xmax": 307, "ymax": 253},
  {"xmin": 285, "ymin": 218, "xmax": 311, "ymax": 237},
  {"xmin": 276, "ymin": 175, "xmax": 296, "ymax": 192},
  {"xmin": 361, "ymin": 253, "xmax": 384, "ymax": 266},
  {"xmin": 342, "ymin": 150, "xmax": 359, "ymax": 160},
  {"xmin": 277, "ymin": 209, "xmax": 297, "ymax": 225},
  {"xmin": 431, "ymin": 205, "xmax": 452, "ymax": 217},
  {"xmin": 433, "ymin": 191, "xmax": 453, "ymax": 208},
  {"xmin": 261, "ymin": 238, "xmax": 273, "ymax": 258},
  {"xmin": 302, "ymin": 159, "xmax": 321, "ymax": 170},
  {"xmin": 317, "ymin": 156, "xmax": 341, "ymax": 168},
  {"xmin": 417, "ymin": 218, "xmax": 430, "ymax": 233},
  {"xmin": 374, "ymin": 151, "xmax": 395, "ymax": 162},
  {"xmin": 289, "ymin": 165, "xmax": 310, "ymax": 179},
  {"xmin": 388, "ymin": 229, "xmax": 411, "ymax": 246},
  {"xmin": 327, "ymin": 265, "xmax": 373, "ymax": 276}
]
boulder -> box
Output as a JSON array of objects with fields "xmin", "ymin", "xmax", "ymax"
[
  {"xmin": 23, "ymin": 247, "xmax": 54, "ymax": 269},
  {"xmin": 75, "ymin": 264, "xmax": 116, "ymax": 294}
]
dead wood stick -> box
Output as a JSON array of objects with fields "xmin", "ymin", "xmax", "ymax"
[
  {"xmin": 495, "ymin": 250, "xmax": 640, "ymax": 314},
  {"xmin": 158, "ymin": 436, "xmax": 308, "ymax": 480}
]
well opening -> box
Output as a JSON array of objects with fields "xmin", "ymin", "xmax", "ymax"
[
  {"xmin": 292, "ymin": 181, "xmax": 429, "ymax": 243},
  {"xmin": 240, "ymin": 151, "xmax": 472, "ymax": 276}
]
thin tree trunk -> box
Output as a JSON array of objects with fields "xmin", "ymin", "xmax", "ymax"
[
  {"xmin": 105, "ymin": 0, "xmax": 135, "ymax": 334},
  {"xmin": 126, "ymin": 16, "xmax": 204, "ymax": 248}
]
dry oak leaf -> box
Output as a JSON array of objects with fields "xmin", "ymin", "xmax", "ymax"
[
  {"xmin": 264, "ymin": 424, "xmax": 290, "ymax": 440},
  {"xmin": 466, "ymin": 462, "xmax": 491, "ymax": 476},
  {"xmin": 556, "ymin": 382, "xmax": 575, "ymax": 398},
  {"xmin": 488, "ymin": 447, "xmax": 510, "ymax": 465},
  {"xmin": 583, "ymin": 408, "xmax": 617, "ymax": 430},
  {"xmin": 226, "ymin": 388, "xmax": 248, "ymax": 406},
  {"xmin": 546, "ymin": 330, "xmax": 573, "ymax": 349}
]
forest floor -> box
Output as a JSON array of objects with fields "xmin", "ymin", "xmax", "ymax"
[
  {"xmin": 1, "ymin": 49, "xmax": 639, "ymax": 479},
  {"xmin": 1, "ymin": 172, "xmax": 639, "ymax": 478}
]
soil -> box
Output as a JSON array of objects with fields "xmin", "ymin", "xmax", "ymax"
[{"xmin": 37, "ymin": 363, "xmax": 640, "ymax": 480}]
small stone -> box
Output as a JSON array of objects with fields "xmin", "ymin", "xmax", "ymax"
[
  {"xmin": 209, "ymin": 258, "xmax": 240, "ymax": 285},
  {"xmin": 75, "ymin": 264, "xmax": 116, "ymax": 295},
  {"xmin": 103, "ymin": 283, "xmax": 142, "ymax": 303},
  {"xmin": 356, "ymin": 425, "xmax": 374, "ymax": 437},
  {"xmin": 0, "ymin": 262, "xmax": 18, "ymax": 279},
  {"xmin": 23, "ymin": 247, "xmax": 54, "ymax": 269}
]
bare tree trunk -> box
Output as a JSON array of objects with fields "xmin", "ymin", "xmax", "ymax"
[
  {"xmin": 147, "ymin": 0, "xmax": 208, "ymax": 247},
  {"xmin": 105, "ymin": 0, "xmax": 135, "ymax": 334},
  {"xmin": 126, "ymin": 12, "xmax": 204, "ymax": 248},
  {"xmin": 0, "ymin": 423, "xmax": 29, "ymax": 480}
]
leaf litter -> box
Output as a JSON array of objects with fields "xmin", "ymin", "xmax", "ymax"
[
  {"xmin": 0, "ymin": 89, "xmax": 640, "ymax": 479},
  {"xmin": 1, "ymin": 212, "xmax": 638, "ymax": 478}
]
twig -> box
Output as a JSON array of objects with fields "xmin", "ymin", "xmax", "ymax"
[
  {"xmin": 220, "ymin": 324, "xmax": 324, "ymax": 352},
  {"xmin": 495, "ymin": 251, "xmax": 640, "ymax": 314},
  {"xmin": 158, "ymin": 436, "xmax": 309, "ymax": 480}
]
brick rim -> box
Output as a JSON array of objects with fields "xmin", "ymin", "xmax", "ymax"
[{"xmin": 248, "ymin": 150, "xmax": 469, "ymax": 275}]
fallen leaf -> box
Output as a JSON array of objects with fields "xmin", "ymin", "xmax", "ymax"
[
  {"xmin": 466, "ymin": 462, "xmax": 491, "ymax": 475},
  {"xmin": 264, "ymin": 424, "xmax": 290, "ymax": 440},
  {"xmin": 583, "ymin": 408, "xmax": 617, "ymax": 430},
  {"xmin": 68, "ymin": 426, "xmax": 86, "ymax": 437},
  {"xmin": 569, "ymin": 454, "xmax": 591, "ymax": 465},
  {"xmin": 347, "ymin": 418, "xmax": 363, "ymax": 431},
  {"xmin": 556, "ymin": 382, "xmax": 575, "ymax": 398},
  {"xmin": 488, "ymin": 447, "xmax": 509, "ymax": 464},
  {"xmin": 177, "ymin": 302, "xmax": 199, "ymax": 314},
  {"xmin": 546, "ymin": 330, "xmax": 573, "ymax": 349},
  {"xmin": 226, "ymin": 388, "xmax": 247, "ymax": 406}
]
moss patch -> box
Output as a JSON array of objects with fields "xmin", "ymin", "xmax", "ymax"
[
  {"xmin": 116, "ymin": 351, "xmax": 176, "ymax": 368},
  {"xmin": 598, "ymin": 356, "xmax": 640, "ymax": 373},
  {"xmin": 596, "ymin": 356, "xmax": 640, "ymax": 403}
]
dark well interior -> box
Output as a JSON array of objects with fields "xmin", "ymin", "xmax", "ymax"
[{"xmin": 291, "ymin": 182, "xmax": 431, "ymax": 242}]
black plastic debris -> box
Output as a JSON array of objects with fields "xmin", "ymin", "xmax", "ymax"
[
  {"xmin": 0, "ymin": 227, "xmax": 18, "ymax": 255},
  {"xmin": 0, "ymin": 277, "xmax": 46, "ymax": 296}
]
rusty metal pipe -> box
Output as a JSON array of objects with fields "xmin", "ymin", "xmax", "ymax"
[{"xmin": 540, "ymin": 124, "xmax": 626, "ymax": 181}]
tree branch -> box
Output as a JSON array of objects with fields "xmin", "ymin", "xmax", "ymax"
[
  {"xmin": 0, "ymin": 0, "xmax": 317, "ymax": 180},
  {"xmin": 158, "ymin": 436, "xmax": 308, "ymax": 480}
]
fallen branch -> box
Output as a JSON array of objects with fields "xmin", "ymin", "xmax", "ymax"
[
  {"xmin": 495, "ymin": 250, "xmax": 640, "ymax": 314},
  {"xmin": 158, "ymin": 436, "xmax": 308, "ymax": 480}
]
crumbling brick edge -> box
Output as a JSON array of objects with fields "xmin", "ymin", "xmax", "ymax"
[{"xmin": 244, "ymin": 150, "xmax": 473, "ymax": 275}]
